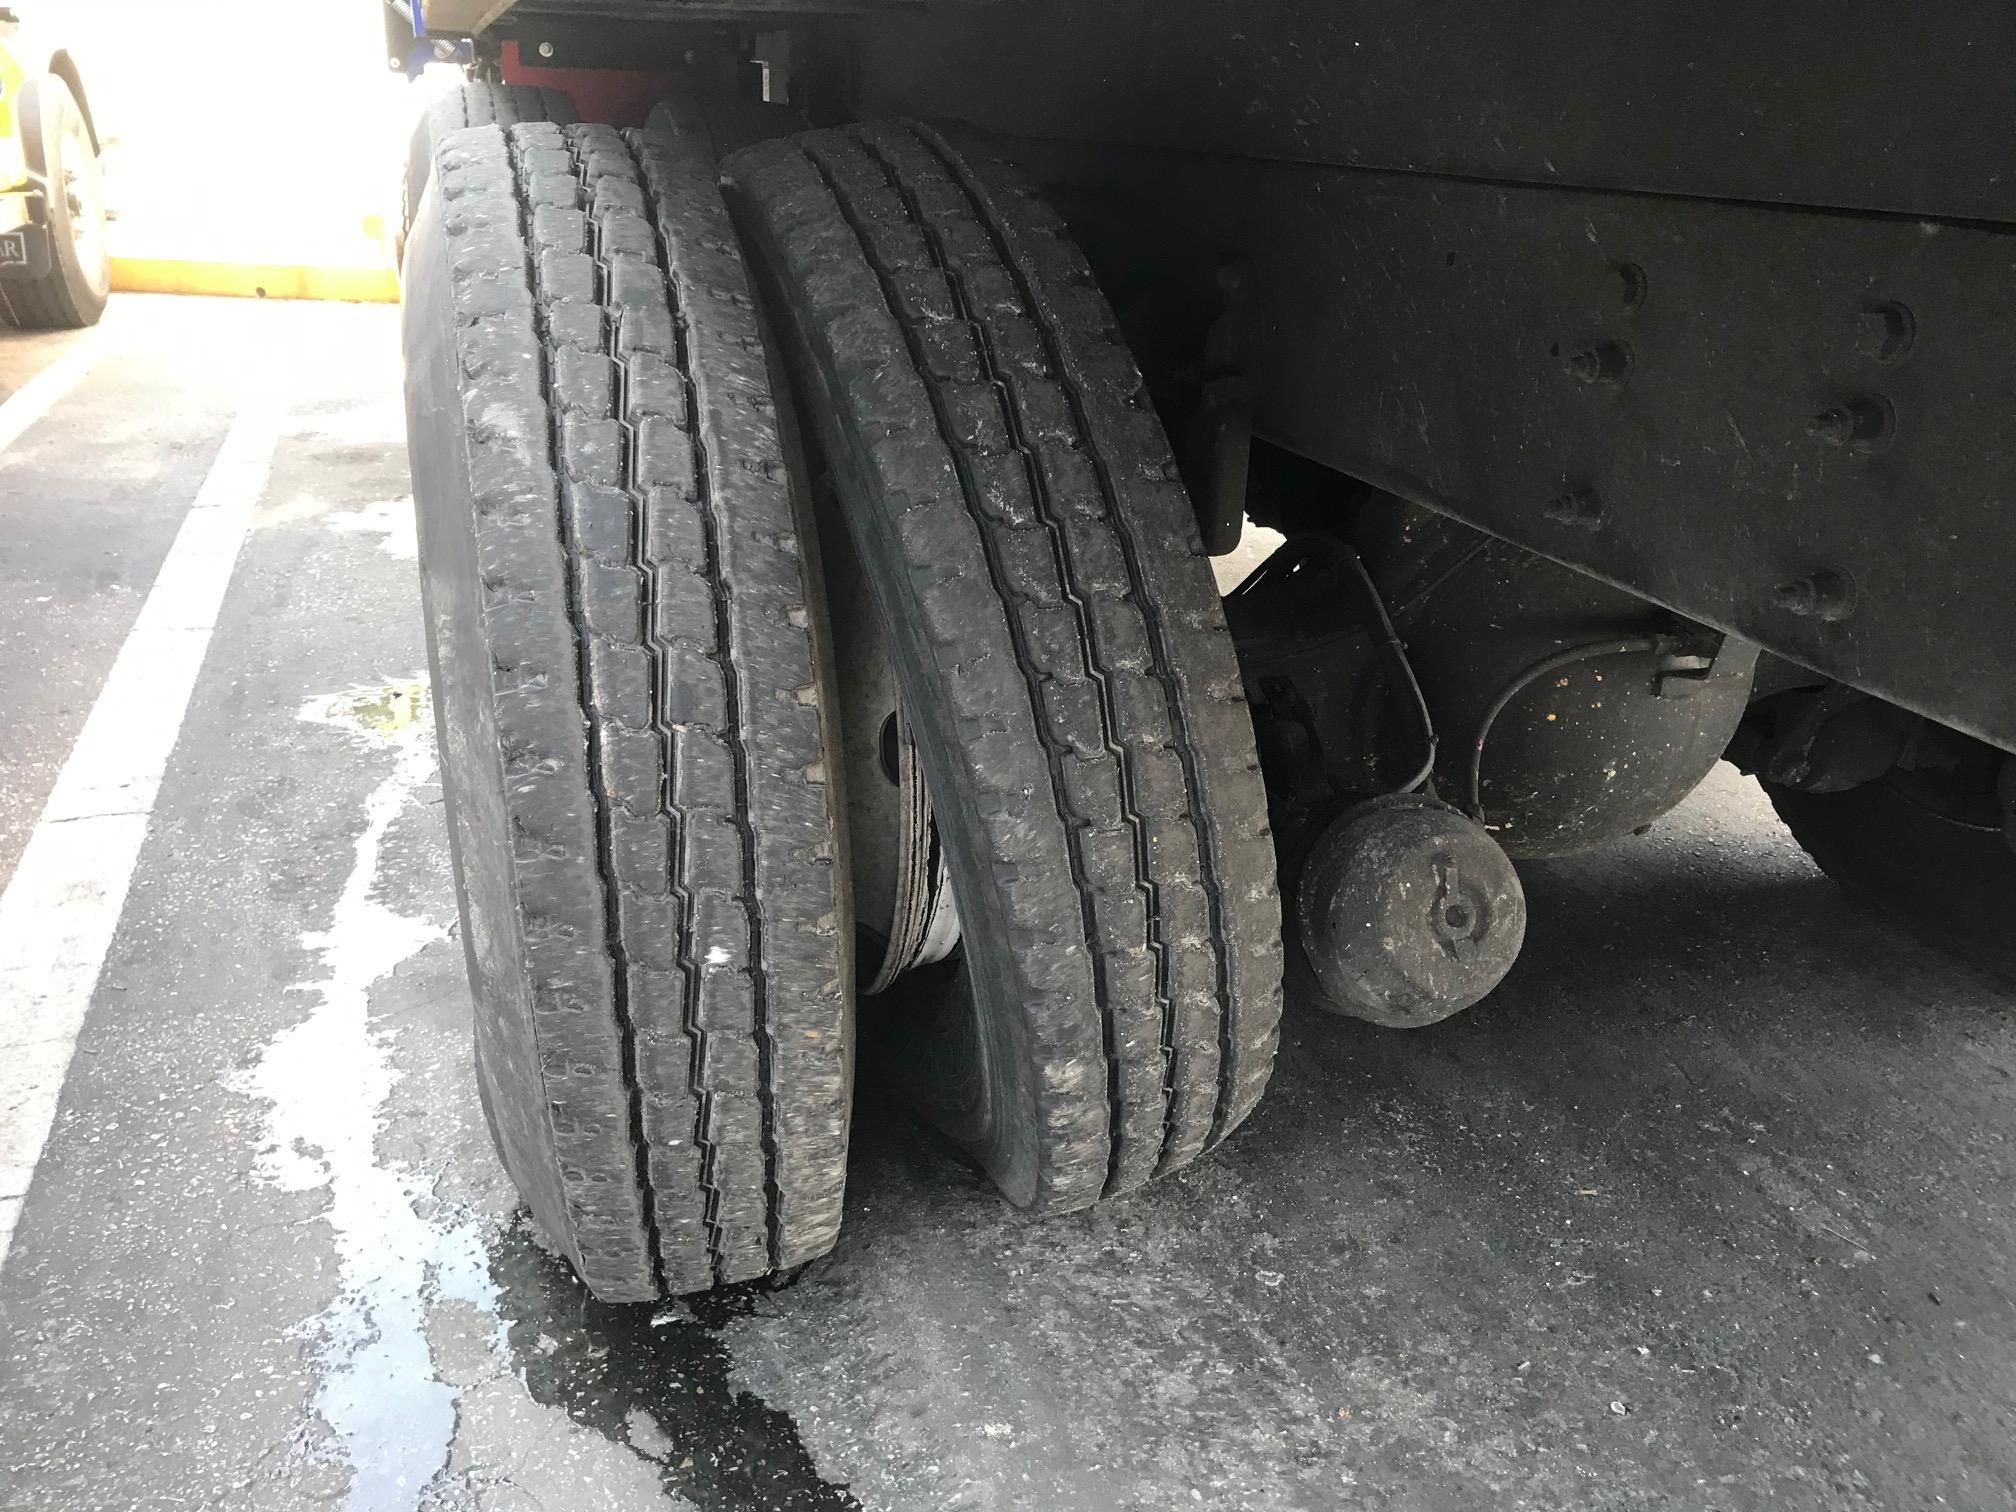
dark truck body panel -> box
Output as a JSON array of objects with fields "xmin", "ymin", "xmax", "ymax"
[
  {"xmin": 996, "ymin": 142, "xmax": 2016, "ymax": 754},
  {"xmin": 489, "ymin": 0, "xmax": 2016, "ymax": 222},
  {"xmin": 412, "ymin": 0, "xmax": 2016, "ymax": 748}
]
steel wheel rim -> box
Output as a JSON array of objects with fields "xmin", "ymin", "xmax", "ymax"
[{"xmin": 62, "ymin": 111, "xmax": 108, "ymax": 291}]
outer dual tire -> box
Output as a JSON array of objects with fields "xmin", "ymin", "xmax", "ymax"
[
  {"xmin": 725, "ymin": 120, "xmax": 1284, "ymax": 1212},
  {"xmin": 402, "ymin": 114, "xmax": 851, "ymax": 1301}
]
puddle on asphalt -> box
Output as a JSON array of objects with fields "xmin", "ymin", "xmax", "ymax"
[
  {"xmin": 302, "ymin": 679, "xmax": 428, "ymax": 739},
  {"xmin": 237, "ymin": 678, "xmax": 856, "ymax": 1511},
  {"xmin": 483, "ymin": 1224, "xmax": 861, "ymax": 1511}
]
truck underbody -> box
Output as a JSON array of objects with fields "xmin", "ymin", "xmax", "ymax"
[
  {"xmin": 397, "ymin": 0, "xmax": 2016, "ymax": 749},
  {"xmin": 389, "ymin": 0, "xmax": 2016, "ymax": 1300}
]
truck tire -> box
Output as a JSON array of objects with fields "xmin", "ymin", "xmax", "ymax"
[
  {"xmin": 402, "ymin": 118, "xmax": 851, "ymax": 1301},
  {"xmin": 0, "ymin": 77, "xmax": 108, "ymax": 330},
  {"xmin": 398, "ymin": 83, "xmax": 577, "ymax": 265},
  {"xmin": 1766, "ymin": 776, "xmax": 2016, "ymax": 948},
  {"xmin": 725, "ymin": 120, "xmax": 1283, "ymax": 1212}
]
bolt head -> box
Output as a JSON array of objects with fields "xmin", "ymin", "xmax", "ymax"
[
  {"xmin": 1808, "ymin": 396, "xmax": 1894, "ymax": 452},
  {"xmin": 1543, "ymin": 488, "xmax": 1603, "ymax": 528},
  {"xmin": 1563, "ymin": 341, "xmax": 1632, "ymax": 385},
  {"xmin": 1807, "ymin": 407, "xmax": 1856, "ymax": 446},
  {"xmin": 1772, "ymin": 568, "xmax": 1857, "ymax": 623}
]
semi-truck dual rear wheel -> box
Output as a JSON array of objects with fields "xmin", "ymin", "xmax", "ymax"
[
  {"xmin": 402, "ymin": 115, "xmax": 851, "ymax": 1301},
  {"xmin": 725, "ymin": 120, "xmax": 1285, "ymax": 1211}
]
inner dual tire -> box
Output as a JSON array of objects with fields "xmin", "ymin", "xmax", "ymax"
[
  {"xmin": 403, "ymin": 114, "xmax": 850, "ymax": 1300},
  {"xmin": 1766, "ymin": 771, "xmax": 2016, "ymax": 953},
  {"xmin": 724, "ymin": 121, "xmax": 1284, "ymax": 1211}
]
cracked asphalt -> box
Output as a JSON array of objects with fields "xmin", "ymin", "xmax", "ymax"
[{"xmin": 1, "ymin": 297, "xmax": 2013, "ymax": 1512}]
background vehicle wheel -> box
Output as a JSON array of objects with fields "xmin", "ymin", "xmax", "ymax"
[
  {"xmin": 726, "ymin": 120, "xmax": 1283, "ymax": 1212},
  {"xmin": 397, "ymin": 82, "xmax": 576, "ymax": 265},
  {"xmin": 0, "ymin": 77, "xmax": 108, "ymax": 330},
  {"xmin": 403, "ymin": 117, "xmax": 850, "ymax": 1300},
  {"xmin": 1766, "ymin": 771, "xmax": 2016, "ymax": 947}
]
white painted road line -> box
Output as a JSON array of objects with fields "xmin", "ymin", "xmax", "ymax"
[
  {"xmin": 0, "ymin": 378, "xmax": 285, "ymax": 1271},
  {"xmin": 0, "ymin": 330, "xmax": 103, "ymax": 460}
]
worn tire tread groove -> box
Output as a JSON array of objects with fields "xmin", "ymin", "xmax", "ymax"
[
  {"xmin": 622, "ymin": 129, "xmax": 787, "ymax": 1275},
  {"xmin": 511, "ymin": 124, "xmax": 669, "ymax": 1292}
]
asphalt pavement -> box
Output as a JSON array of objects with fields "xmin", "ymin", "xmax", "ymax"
[{"xmin": 1, "ymin": 296, "xmax": 2012, "ymax": 1512}]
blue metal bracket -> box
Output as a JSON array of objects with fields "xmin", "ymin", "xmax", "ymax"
[{"xmin": 391, "ymin": 2, "xmax": 475, "ymax": 77}]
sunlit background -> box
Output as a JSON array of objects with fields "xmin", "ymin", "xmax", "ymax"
[{"xmin": 63, "ymin": 0, "xmax": 424, "ymax": 268}]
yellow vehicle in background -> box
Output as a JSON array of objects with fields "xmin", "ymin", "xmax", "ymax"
[{"xmin": 0, "ymin": 11, "xmax": 104, "ymax": 328}]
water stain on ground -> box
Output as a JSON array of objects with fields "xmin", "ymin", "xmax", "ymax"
[
  {"xmin": 482, "ymin": 1226, "xmax": 861, "ymax": 1511},
  {"xmin": 235, "ymin": 680, "xmax": 460, "ymax": 1510},
  {"xmin": 250, "ymin": 676, "xmax": 852, "ymax": 1511},
  {"xmin": 310, "ymin": 679, "xmax": 428, "ymax": 738}
]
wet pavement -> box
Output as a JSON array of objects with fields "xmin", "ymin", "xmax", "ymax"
[{"xmin": 1, "ymin": 297, "xmax": 2014, "ymax": 1512}]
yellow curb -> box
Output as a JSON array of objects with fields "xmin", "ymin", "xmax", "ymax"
[{"xmin": 110, "ymin": 257, "xmax": 399, "ymax": 304}]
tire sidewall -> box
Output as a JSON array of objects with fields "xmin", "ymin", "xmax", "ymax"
[{"xmin": 399, "ymin": 166, "xmax": 569, "ymax": 1234}]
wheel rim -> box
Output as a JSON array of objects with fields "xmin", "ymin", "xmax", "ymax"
[
  {"xmin": 61, "ymin": 110, "xmax": 108, "ymax": 292},
  {"xmin": 821, "ymin": 485, "xmax": 963, "ymax": 993}
]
